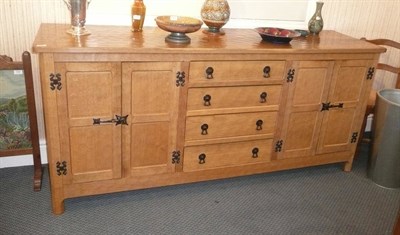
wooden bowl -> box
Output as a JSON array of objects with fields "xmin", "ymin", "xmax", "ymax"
[{"xmin": 155, "ymin": 16, "xmax": 203, "ymax": 43}]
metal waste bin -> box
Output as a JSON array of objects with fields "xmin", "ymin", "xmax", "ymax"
[{"xmin": 367, "ymin": 89, "xmax": 400, "ymax": 188}]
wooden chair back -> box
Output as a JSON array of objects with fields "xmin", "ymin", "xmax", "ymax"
[{"xmin": 361, "ymin": 38, "xmax": 400, "ymax": 88}]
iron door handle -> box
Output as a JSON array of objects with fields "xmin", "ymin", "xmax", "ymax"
[{"xmin": 93, "ymin": 115, "xmax": 128, "ymax": 125}]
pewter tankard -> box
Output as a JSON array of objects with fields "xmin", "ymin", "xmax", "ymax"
[{"xmin": 63, "ymin": 0, "xmax": 91, "ymax": 35}]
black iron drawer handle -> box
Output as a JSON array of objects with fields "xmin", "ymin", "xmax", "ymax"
[
  {"xmin": 199, "ymin": 153, "xmax": 206, "ymax": 164},
  {"xmin": 256, "ymin": 120, "xmax": 263, "ymax": 130},
  {"xmin": 252, "ymin": 148, "xmax": 259, "ymax": 158},
  {"xmin": 263, "ymin": 66, "xmax": 271, "ymax": 78},
  {"xmin": 201, "ymin": 124, "xmax": 209, "ymax": 135},
  {"xmin": 203, "ymin": 94, "xmax": 211, "ymax": 106},
  {"xmin": 260, "ymin": 92, "xmax": 267, "ymax": 103},
  {"xmin": 205, "ymin": 67, "xmax": 214, "ymax": 79}
]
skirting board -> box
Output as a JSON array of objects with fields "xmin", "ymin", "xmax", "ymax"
[
  {"xmin": 0, "ymin": 144, "xmax": 48, "ymax": 168},
  {"xmin": 366, "ymin": 114, "xmax": 373, "ymax": 132}
]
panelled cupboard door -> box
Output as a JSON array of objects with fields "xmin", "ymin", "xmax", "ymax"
[
  {"xmin": 278, "ymin": 61, "xmax": 334, "ymax": 158},
  {"xmin": 316, "ymin": 60, "xmax": 374, "ymax": 154},
  {"xmin": 122, "ymin": 62, "xmax": 182, "ymax": 176},
  {"xmin": 55, "ymin": 63, "xmax": 122, "ymax": 184},
  {"xmin": 278, "ymin": 60, "xmax": 374, "ymax": 159}
]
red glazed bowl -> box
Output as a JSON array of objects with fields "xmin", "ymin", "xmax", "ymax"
[{"xmin": 255, "ymin": 27, "xmax": 301, "ymax": 44}]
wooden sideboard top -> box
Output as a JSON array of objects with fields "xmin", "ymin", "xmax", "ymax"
[{"xmin": 33, "ymin": 23, "xmax": 385, "ymax": 54}]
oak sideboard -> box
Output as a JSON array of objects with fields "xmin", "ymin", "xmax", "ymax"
[{"xmin": 33, "ymin": 24, "xmax": 385, "ymax": 214}]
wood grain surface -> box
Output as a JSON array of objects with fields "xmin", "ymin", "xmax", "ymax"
[{"xmin": 33, "ymin": 24, "xmax": 386, "ymax": 54}]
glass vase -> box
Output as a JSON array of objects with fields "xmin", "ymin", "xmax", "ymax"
[
  {"xmin": 131, "ymin": 0, "xmax": 146, "ymax": 32},
  {"xmin": 308, "ymin": 1, "xmax": 324, "ymax": 35}
]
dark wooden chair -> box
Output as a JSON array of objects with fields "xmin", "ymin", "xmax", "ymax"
[
  {"xmin": 0, "ymin": 52, "xmax": 43, "ymax": 191},
  {"xmin": 357, "ymin": 38, "xmax": 400, "ymax": 153},
  {"xmin": 394, "ymin": 207, "xmax": 400, "ymax": 235}
]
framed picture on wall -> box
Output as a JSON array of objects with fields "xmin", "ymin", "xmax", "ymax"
[{"xmin": 0, "ymin": 68, "xmax": 32, "ymax": 155}]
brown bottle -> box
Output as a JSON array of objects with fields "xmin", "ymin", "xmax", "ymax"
[{"xmin": 131, "ymin": 0, "xmax": 146, "ymax": 32}]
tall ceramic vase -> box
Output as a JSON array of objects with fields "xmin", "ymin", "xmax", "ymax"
[
  {"xmin": 200, "ymin": 0, "xmax": 230, "ymax": 35},
  {"xmin": 308, "ymin": 1, "xmax": 324, "ymax": 35},
  {"xmin": 63, "ymin": 0, "xmax": 91, "ymax": 36}
]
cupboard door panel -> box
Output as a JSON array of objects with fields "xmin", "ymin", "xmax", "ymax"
[
  {"xmin": 69, "ymin": 126, "xmax": 119, "ymax": 183},
  {"xmin": 122, "ymin": 62, "xmax": 182, "ymax": 175},
  {"xmin": 292, "ymin": 67, "xmax": 329, "ymax": 108},
  {"xmin": 56, "ymin": 62, "xmax": 122, "ymax": 184},
  {"xmin": 329, "ymin": 61, "xmax": 370, "ymax": 106},
  {"xmin": 130, "ymin": 122, "xmax": 171, "ymax": 175},
  {"xmin": 131, "ymin": 70, "xmax": 172, "ymax": 116},
  {"xmin": 282, "ymin": 111, "xmax": 321, "ymax": 158},
  {"xmin": 278, "ymin": 61, "xmax": 333, "ymax": 158},
  {"xmin": 66, "ymin": 71, "xmax": 114, "ymax": 118},
  {"xmin": 317, "ymin": 109, "xmax": 356, "ymax": 153},
  {"xmin": 317, "ymin": 60, "xmax": 373, "ymax": 154}
]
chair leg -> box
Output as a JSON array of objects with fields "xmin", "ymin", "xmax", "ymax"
[
  {"xmin": 355, "ymin": 113, "xmax": 369, "ymax": 158},
  {"xmin": 394, "ymin": 207, "xmax": 400, "ymax": 235}
]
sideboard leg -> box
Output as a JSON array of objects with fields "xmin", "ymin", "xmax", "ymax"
[
  {"xmin": 343, "ymin": 161, "xmax": 353, "ymax": 172},
  {"xmin": 52, "ymin": 199, "xmax": 65, "ymax": 215}
]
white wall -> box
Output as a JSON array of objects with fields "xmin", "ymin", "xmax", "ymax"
[
  {"xmin": 1, "ymin": 0, "xmax": 399, "ymax": 168},
  {"xmin": 85, "ymin": 0, "xmax": 315, "ymax": 29}
]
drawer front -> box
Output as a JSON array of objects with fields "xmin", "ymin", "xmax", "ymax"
[
  {"xmin": 183, "ymin": 139, "xmax": 273, "ymax": 172},
  {"xmin": 187, "ymin": 85, "xmax": 282, "ymax": 111},
  {"xmin": 189, "ymin": 61, "xmax": 286, "ymax": 83},
  {"xmin": 185, "ymin": 112, "xmax": 277, "ymax": 141}
]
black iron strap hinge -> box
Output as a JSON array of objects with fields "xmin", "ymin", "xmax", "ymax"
[
  {"xmin": 287, "ymin": 69, "xmax": 295, "ymax": 83},
  {"xmin": 176, "ymin": 71, "xmax": 186, "ymax": 87},
  {"xmin": 56, "ymin": 161, "xmax": 67, "ymax": 176},
  {"xmin": 172, "ymin": 151, "xmax": 181, "ymax": 164},
  {"xmin": 351, "ymin": 132, "xmax": 359, "ymax": 143},
  {"xmin": 275, "ymin": 140, "xmax": 283, "ymax": 152},
  {"xmin": 49, "ymin": 73, "xmax": 62, "ymax": 91},
  {"xmin": 366, "ymin": 67, "xmax": 375, "ymax": 80}
]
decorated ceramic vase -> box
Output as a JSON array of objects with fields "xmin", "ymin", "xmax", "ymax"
[
  {"xmin": 308, "ymin": 1, "xmax": 324, "ymax": 35},
  {"xmin": 200, "ymin": 0, "xmax": 230, "ymax": 35}
]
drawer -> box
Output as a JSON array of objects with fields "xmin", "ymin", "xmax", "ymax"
[
  {"xmin": 187, "ymin": 85, "xmax": 282, "ymax": 111},
  {"xmin": 189, "ymin": 61, "xmax": 286, "ymax": 83},
  {"xmin": 183, "ymin": 139, "xmax": 273, "ymax": 172},
  {"xmin": 185, "ymin": 112, "xmax": 277, "ymax": 141}
]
